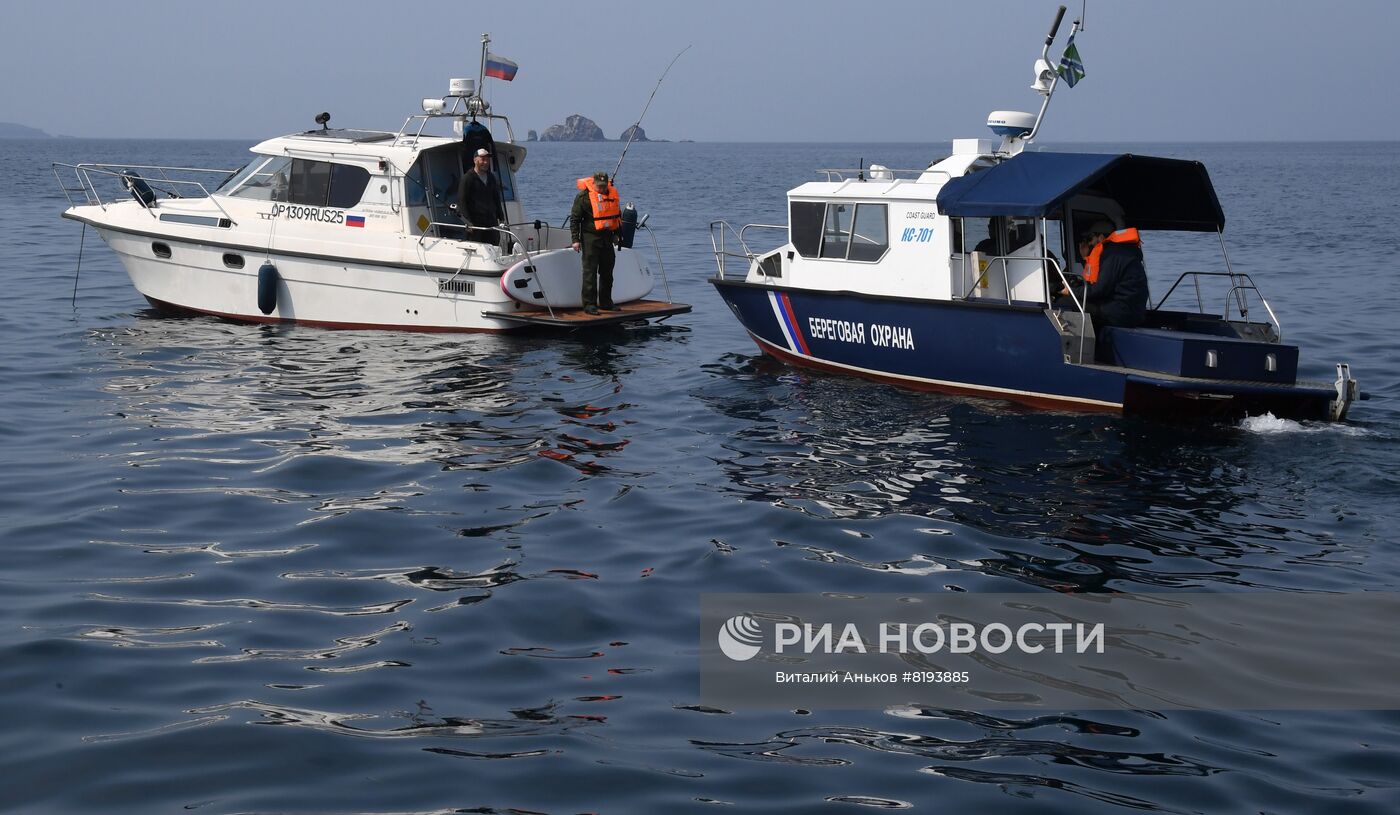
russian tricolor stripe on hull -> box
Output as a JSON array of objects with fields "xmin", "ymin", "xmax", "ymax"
[{"xmin": 768, "ymin": 291, "xmax": 810, "ymax": 355}]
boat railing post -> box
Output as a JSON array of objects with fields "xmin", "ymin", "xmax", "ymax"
[
  {"xmin": 708, "ymin": 221, "xmax": 726, "ymax": 279},
  {"xmin": 1216, "ymin": 228, "xmax": 1250, "ymax": 321},
  {"xmin": 500, "ymin": 224, "xmax": 555, "ymax": 319},
  {"xmin": 1043, "ymin": 255, "xmax": 1090, "ymax": 363},
  {"xmin": 73, "ymin": 165, "xmax": 104, "ymax": 210},
  {"xmin": 639, "ymin": 223, "xmax": 672, "ymax": 303}
]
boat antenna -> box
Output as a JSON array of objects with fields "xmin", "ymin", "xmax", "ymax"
[
  {"xmin": 1024, "ymin": 5, "xmax": 1081, "ymax": 145},
  {"xmin": 478, "ymin": 33, "xmax": 490, "ymax": 113},
  {"xmin": 612, "ymin": 44, "xmax": 690, "ymax": 185}
]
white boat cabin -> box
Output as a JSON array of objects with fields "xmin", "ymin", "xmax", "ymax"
[{"xmin": 747, "ymin": 138, "xmax": 1133, "ymax": 308}]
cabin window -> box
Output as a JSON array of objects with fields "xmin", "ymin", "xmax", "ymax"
[
  {"xmin": 790, "ymin": 201, "xmax": 824, "ymax": 257},
  {"xmin": 289, "ymin": 160, "xmax": 331, "ymax": 205},
  {"xmin": 807, "ymin": 202, "xmax": 888, "ymax": 262},
  {"xmin": 494, "ymin": 154, "xmax": 517, "ymax": 203},
  {"xmin": 288, "ymin": 159, "xmax": 370, "ymax": 208},
  {"xmin": 327, "ymin": 164, "xmax": 371, "ymax": 208},
  {"xmin": 848, "ymin": 204, "xmax": 889, "ymax": 261},
  {"xmin": 1043, "ymin": 216, "xmax": 1069, "ymax": 275},
  {"xmin": 404, "ymin": 162, "xmax": 428, "ymax": 207},
  {"xmin": 216, "ymin": 158, "xmax": 269, "ymax": 194},
  {"xmin": 228, "ymin": 156, "xmax": 291, "ymax": 201},
  {"xmin": 1006, "ymin": 217, "xmax": 1036, "ymax": 253},
  {"xmin": 961, "ymin": 216, "xmax": 1035, "ymax": 256},
  {"xmin": 820, "ymin": 203, "xmax": 853, "ymax": 259},
  {"xmin": 964, "ymin": 217, "xmax": 997, "ymax": 254},
  {"xmin": 424, "ymin": 153, "xmax": 460, "ymax": 210}
]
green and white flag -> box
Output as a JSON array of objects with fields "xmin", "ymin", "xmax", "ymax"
[{"xmin": 1057, "ymin": 34, "xmax": 1085, "ymax": 87}]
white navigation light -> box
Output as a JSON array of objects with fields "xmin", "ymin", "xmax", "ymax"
[
  {"xmin": 449, "ymin": 78, "xmax": 477, "ymax": 98},
  {"xmin": 1031, "ymin": 58, "xmax": 1057, "ymax": 94},
  {"xmin": 423, "ymin": 98, "xmax": 445, "ymax": 114},
  {"xmin": 987, "ymin": 111, "xmax": 1037, "ymax": 138}
]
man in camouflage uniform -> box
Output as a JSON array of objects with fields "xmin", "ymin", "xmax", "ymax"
[{"xmin": 570, "ymin": 171, "xmax": 621, "ymax": 314}]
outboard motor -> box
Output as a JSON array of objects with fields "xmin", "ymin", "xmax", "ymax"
[
  {"xmin": 120, "ymin": 169, "xmax": 157, "ymax": 208},
  {"xmin": 257, "ymin": 262, "xmax": 279, "ymax": 315},
  {"xmin": 619, "ymin": 204, "xmax": 638, "ymax": 249}
]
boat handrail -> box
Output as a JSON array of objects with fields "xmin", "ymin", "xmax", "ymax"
[
  {"xmin": 415, "ymin": 221, "xmax": 552, "ymax": 315},
  {"xmin": 708, "ymin": 221, "xmax": 786, "ymax": 280},
  {"xmin": 740, "ymin": 223, "xmax": 787, "ymax": 249},
  {"xmin": 1155, "ymin": 271, "xmax": 1283, "ymax": 341},
  {"xmin": 1044, "ymin": 257, "xmax": 1092, "ymax": 363},
  {"xmin": 635, "ymin": 222, "xmax": 675, "ymax": 304},
  {"xmin": 957, "ymin": 253, "xmax": 1070, "ymax": 304},
  {"xmin": 52, "ymin": 162, "xmax": 239, "ymax": 224},
  {"xmin": 960, "ymin": 253, "xmax": 1092, "ymax": 361},
  {"xmin": 414, "ymin": 219, "xmax": 676, "ymax": 314},
  {"xmin": 397, "ymin": 108, "xmax": 516, "ymax": 145},
  {"xmin": 816, "ymin": 168, "xmax": 950, "ymax": 183}
]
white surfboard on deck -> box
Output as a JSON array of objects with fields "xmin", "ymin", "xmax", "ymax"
[{"xmin": 500, "ymin": 247, "xmax": 654, "ymax": 308}]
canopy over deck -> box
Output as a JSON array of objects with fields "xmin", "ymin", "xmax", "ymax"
[{"xmin": 935, "ymin": 152, "xmax": 1225, "ymax": 231}]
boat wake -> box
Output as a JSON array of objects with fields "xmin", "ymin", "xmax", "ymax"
[{"xmin": 1239, "ymin": 412, "xmax": 1369, "ymax": 436}]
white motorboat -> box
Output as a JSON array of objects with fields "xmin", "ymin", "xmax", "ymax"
[{"xmin": 54, "ymin": 37, "xmax": 688, "ymax": 332}]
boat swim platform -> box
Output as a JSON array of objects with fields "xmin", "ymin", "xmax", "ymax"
[{"xmin": 483, "ymin": 299, "xmax": 691, "ymax": 328}]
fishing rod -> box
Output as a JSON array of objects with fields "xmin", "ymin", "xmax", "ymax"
[{"xmin": 611, "ymin": 44, "xmax": 690, "ymax": 185}]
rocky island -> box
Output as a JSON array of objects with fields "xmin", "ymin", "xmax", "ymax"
[
  {"xmin": 538, "ymin": 115, "xmax": 607, "ymax": 142},
  {"xmin": 533, "ymin": 115, "xmax": 663, "ymax": 142}
]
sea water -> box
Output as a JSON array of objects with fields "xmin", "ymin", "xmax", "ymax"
[{"xmin": 1, "ymin": 138, "xmax": 1398, "ymax": 813}]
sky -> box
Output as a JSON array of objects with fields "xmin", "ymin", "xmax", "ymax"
[{"xmin": 2, "ymin": 0, "xmax": 1396, "ymax": 143}]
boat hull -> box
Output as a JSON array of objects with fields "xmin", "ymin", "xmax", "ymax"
[
  {"xmin": 98, "ymin": 225, "xmax": 544, "ymax": 333},
  {"xmin": 712, "ymin": 279, "xmax": 1339, "ymax": 420}
]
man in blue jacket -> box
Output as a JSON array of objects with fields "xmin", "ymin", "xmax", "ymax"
[{"xmin": 1057, "ymin": 220, "xmax": 1149, "ymax": 328}]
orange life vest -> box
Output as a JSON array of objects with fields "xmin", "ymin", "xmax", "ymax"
[
  {"xmin": 1084, "ymin": 228, "xmax": 1141, "ymax": 283},
  {"xmin": 576, "ymin": 177, "xmax": 622, "ymax": 232}
]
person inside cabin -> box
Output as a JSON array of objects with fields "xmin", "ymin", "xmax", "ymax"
[
  {"xmin": 270, "ymin": 170, "xmax": 288, "ymax": 203},
  {"xmin": 1055, "ymin": 220, "xmax": 1149, "ymax": 328},
  {"xmin": 457, "ymin": 147, "xmax": 506, "ymax": 243},
  {"xmin": 973, "ymin": 220, "xmax": 998, "ymax": 255},
  {"xmin": 571, "ymin": 171, "xmax": 622, "ymax": 314}
]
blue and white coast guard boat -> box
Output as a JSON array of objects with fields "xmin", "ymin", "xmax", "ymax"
[{"xmin": 709, "ymin": 8, "xmax": 1358, "ymax": 421}]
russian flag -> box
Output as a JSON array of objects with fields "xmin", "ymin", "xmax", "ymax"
[
  {"xmin": 484, "ymin": 52, "xmax": 518, "ymax": 81},
  {"xmin": 346, "ymin": 215, "xmax": 365, "ymax": 228}
]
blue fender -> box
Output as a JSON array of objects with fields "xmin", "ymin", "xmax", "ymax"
[{"xmin": 257, "ymin": 262, "xmax": 279, "ymax": 315}]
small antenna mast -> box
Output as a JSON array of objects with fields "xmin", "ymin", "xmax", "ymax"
[
  {"xmin": 478, "ymin": 33, "xmax": 490, "ymax": 104},
  {"xmin": 1025, "ymin": 5, "xmax": 1081, "ymax": 145}
]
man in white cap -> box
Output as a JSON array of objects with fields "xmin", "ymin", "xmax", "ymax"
[{"xmin": 457, "ymin": 147, "xmax": 505, "ymax": 243}]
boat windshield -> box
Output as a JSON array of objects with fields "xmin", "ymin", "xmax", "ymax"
[
  {"xmin": 215, "ymin": 157, "xmax": 271, "ymax": 195},
  {"xmin": 226, "ymin": 157, "xmax": 293, "ymax": 201}
]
